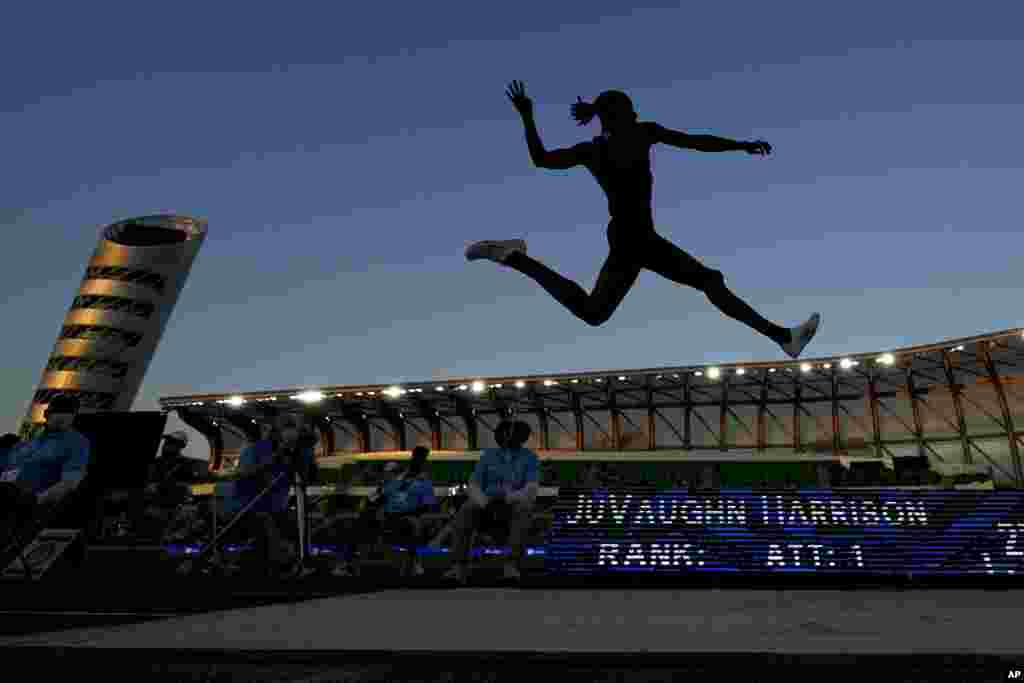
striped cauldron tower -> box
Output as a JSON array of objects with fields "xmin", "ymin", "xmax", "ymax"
[{"xmin": 19, "ymin": 215, "xmax": 208, "ymax": 439}]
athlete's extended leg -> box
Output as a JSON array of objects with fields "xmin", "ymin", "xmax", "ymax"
[
  {"xmin": 503, "ymin": 248, "xmax": 641, "ymax": 327},
  {"xmin": 641, "ymin": 232, "xmax": 792, "ymax": 346}
]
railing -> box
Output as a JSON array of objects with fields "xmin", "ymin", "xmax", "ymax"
[{"xmin": 188, "ymin": 484, "xmax": 561, "ymax": 498}]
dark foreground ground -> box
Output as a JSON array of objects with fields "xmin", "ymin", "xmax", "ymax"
[{"xmin": 3, "ymin": 549, "xmax": 1024, "ymax": 681}]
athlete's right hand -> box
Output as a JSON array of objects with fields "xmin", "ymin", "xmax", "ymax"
[{"xmin": 506, "ymin": 80, "xmax": 533, "ymax": 117}]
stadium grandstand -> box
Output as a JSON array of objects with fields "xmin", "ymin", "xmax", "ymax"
[{"xmin": 159, "ymin": 326, "xmax": 1024, "ymax": 490}]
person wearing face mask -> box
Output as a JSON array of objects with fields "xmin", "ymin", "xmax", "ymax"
[
  {"xmin": 0, "ymin": 396, "xmax": 91, "ymax": 554},
  {"xmin": 443, "ymin": 420, "xmax": 539, "ymax": 585}
]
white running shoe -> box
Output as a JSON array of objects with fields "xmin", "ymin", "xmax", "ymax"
[
  {"xmin": 465, "ymin": 239, "xmax": 527, "ymax": 264},
  {"xmin": 782, "ymin": 313, "xmax": 821, "ymax": 360}
]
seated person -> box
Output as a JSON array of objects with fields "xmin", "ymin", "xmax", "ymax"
[
  {"xmin": 0, "ymin": 396, "xmax": 91, "ymax": 553},
  {"xmin": 116, "ymin": 430, "xmax": 198, "ymax": 537},
  {"xmin": 0, "ymin": 433, "xmax": 20, "ymax": 465},
  {"xmin": 217, "ymin": 413, "xmax": 314, "ymax": 577},
  {"xmin": 147, "ymin": 431, "xmax": 195, "ymax": 498},
  {"xmin": 444, "ymin": 420, "xmax": 539, "ymax": 585},
  {"xmin": 315, "ymin": 461, "xmax": 402, "ymax": 562},
  {"xmin": 337, "ymin": 447, "xmax": 436, "ymax": 577}
]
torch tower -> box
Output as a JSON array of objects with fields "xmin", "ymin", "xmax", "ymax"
[{"xmin": 20, "ymin": 214, "xmax": 208, "ymax": 438}]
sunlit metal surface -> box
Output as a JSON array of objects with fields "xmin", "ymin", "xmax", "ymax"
[{"xmin": 22, "ymin": 215, "xmax": 207, "ymax": 435}]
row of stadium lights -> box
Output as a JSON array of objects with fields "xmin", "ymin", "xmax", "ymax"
[{"xmin": 199, "ymin": 349, "xmax": 964, "ymax": 409}]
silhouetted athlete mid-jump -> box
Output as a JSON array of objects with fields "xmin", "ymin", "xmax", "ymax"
[{"xmin": 466, "ymin": 80, "xmax": 820, "ymax": 359}]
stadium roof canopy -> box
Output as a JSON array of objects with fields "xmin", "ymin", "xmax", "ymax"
[{"xmin": 159, "ymin": 328, "xmax": 1024, "ymax": 481}]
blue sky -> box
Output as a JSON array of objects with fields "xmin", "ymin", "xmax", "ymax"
[{"xmin": 3, "ymin": 2, "xmax": 1022, "ymax": 459}]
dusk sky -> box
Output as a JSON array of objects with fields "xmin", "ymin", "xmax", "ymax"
[{"xmin": 3, "ymin": 2, "xmax": 1022, "ymax": 459}]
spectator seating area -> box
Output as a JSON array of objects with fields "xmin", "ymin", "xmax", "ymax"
[
  {"xmin": 6, "ymin": 407, "xmax": 993, "ymax": 583},
  {"xmin": 160, "ymin": 453, "xmax": 988, "ymax": 577}
]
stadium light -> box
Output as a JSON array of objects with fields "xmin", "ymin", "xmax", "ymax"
[
  {"xmin": 294, "ymin": 391, "xmax": 324, "ymax": 403},
  {"xmin": 227, "ymin": 396, "xmax": 245, "ymax": 407},
  {"xmin": 618, "ymin": 376, "xmax": 627, "ymax": 381},
  {"xmin": 694, "ymin": 371, "xmax": 704, "ymax": 377},
  {"xmin": 493, "ymin": 383, "xmax": 503, "ymax": 388},
  {"xmin": 769, "ymin": 368, "xmax": 777, "ymax": 373},
  {"xmin": 543, "ymin": 380, "xmax": 555, "ymax": 386},
  {"xmin": 823, "ymin": 363, "xmax": 832, "ymax": 370},
  {"xmin": 707, "ymin": 367, "xmax": 720, "ymax": 380},
  {"xmin": 436, "ymin": 386, "xmax": 445, "ymax": 391},
  {"xmin": 471, "ymin": 381, "xmax": 485, "ymax": 393},
  {"xmin": 571, "ymin": 379, "xmax": 579, "ymax": 383},
  {"xmin": 839, "ymin": 358, "xmax": 858, "ymax": 370},
  {"xmin": 735, "ymin": 368, "xmax": 745, "ymax": 376},
  {"xmin": 458, "ymin": 385, "xmax": 468, "ymax": 391},
  {"xmin": 800, "ymin": 363, "xmax": 812, "ymax": 373},
  {"xmin": 877, "ymin": 353, "xmax": 895, "ymax": 366},
  {"xmin": 595, "ymin": 378, "xmax": 603, "ymax": 383},
  {"xmin": 515, "ymin": 381, "xmax": 526, "ymax": 388}
]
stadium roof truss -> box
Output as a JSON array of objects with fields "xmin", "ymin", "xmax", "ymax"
[{"xmin": 159, "ymin": 328, "xmax": 1024, "ymax": 485}]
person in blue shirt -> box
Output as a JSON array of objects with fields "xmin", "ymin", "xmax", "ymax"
[
  {"xmin": 443, "ymin": 420, "xmax": 539, "ymax": 585},
  {"xmin": 218, "ymin": 413, "xmax": 315, "ymax": 577},
  {"xmin": 340, "ymin": 446, "xmax": 437, "ymax": 578},
  {"xmin": 0, "ymin": 395, "xmax": 91, "ymax": 552}
]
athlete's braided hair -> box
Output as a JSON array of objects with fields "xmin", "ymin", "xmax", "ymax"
[
  {"xmin": 570, "ymin": 90, "xmax": 636, "ymax": 130},
  {"xmin": 571, "ymin": 98, "xmax": 598, "ymax": 126}
]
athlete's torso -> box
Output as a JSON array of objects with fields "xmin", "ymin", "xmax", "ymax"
[{"xmin": 583, "ymin": 121, "xmax": 656, "ymax": 218}]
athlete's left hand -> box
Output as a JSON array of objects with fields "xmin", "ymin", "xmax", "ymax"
[{"xmin": 744, "ymin": 140, "xmax": 772, "ymax": 156}]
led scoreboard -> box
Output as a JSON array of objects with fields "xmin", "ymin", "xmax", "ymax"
[{"xmin": 544, "ymin": 488, "xmax": 1024, "ymax": 577}]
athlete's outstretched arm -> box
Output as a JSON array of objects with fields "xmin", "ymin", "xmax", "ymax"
[
  {"xmin": 521, "ymin": 113, "xmax": 549, "ymax": 167},
  {"xmin": 505, "ymin": 80, "xmax": 591, "ymax": 169},
  {"xmin": 506, "ymin": 80, "xmax": 547, "ymax": 166},
  {"xmin": 649, "ymin": 122, "xmax": 772, "ymax": 155}
]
